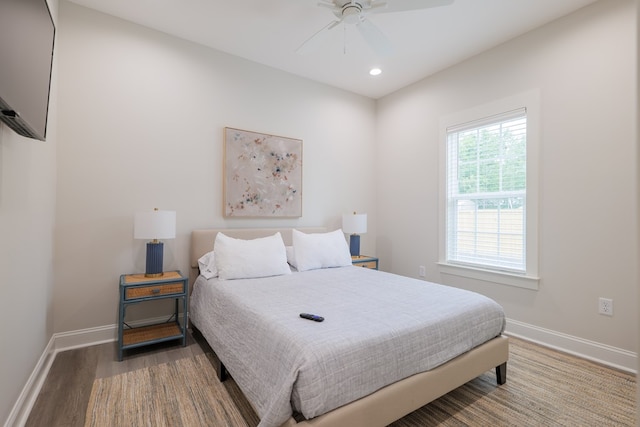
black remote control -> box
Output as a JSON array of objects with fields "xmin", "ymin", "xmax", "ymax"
[{"xmin": 300, "ymin": 313, "xmax": 324, "ymax": 322}]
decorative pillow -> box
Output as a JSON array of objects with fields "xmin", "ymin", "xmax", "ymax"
[
  {"xmin": 292, "ymin": 229, "xmax": 352, "ymax": 272},
  {"xmin": 197, "ymin": 251, "xmax": 218, "ymax": 279},
  {"xmin": 214, "ymin": 232, "xmax": 291, "ymax": 280}
]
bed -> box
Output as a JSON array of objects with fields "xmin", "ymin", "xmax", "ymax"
[{"xmin": 189, "ymin": 228, "xmax": 508, "ymax": 427}]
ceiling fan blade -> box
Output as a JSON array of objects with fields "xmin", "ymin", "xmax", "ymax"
[
  {"xmin": 295, "ymin": 20, "xmax": 341, "ymax": 55},
  {"xmin": 318, "ymin": 1, "xmax": 340, "ymax": 10},
  {"xmin": 356, "ymin": 18, "xmax": 393, "ymax": 56},
  {"xmin": 371, "ymin": 0, "xmax": 454, "ymax": 14}
]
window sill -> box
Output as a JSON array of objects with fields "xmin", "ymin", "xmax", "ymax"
[{"xmin": 437, "ymin": 262, "xmax": 539, "ymax": 290}]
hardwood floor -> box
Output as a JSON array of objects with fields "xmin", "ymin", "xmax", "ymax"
[
  {"xmin": 25, "ymin": 346, "xmax": 100, "ymax": 426},
  {"xmin": 25, "ymin": 331, "xmax": 210, "ymax": 427},
  {"xmin": 25, "ymin": 332, "xmax": 635, "ymax": 427}
]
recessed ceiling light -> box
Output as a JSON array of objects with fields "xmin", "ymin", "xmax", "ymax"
[{"xmin": 369, "ymin": 68, "xmax": 382, "ymax": 76}]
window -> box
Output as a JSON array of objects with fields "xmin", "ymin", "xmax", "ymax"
[
  {"xmin": 447, "ymin": 109, "xmax": 526, "ymax": 272},
  {"xmin": 439, "ymin": 92, "xmax": 539, "ymax": 289}
]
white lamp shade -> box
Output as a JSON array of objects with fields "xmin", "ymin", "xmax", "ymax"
[
  {"xmin": 134, "ymin": 210, "xmax": 176, "ymax": 240},
  {"xmin": 342, "ymin": 213, "xmax": 367, "ymax": 234}
]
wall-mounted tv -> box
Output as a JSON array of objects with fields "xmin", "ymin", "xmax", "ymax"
[{"xmin": 0, "ymin": 0, "xmax": 55, "ymax": 141}]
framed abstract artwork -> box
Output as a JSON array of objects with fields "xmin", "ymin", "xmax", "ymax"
[{"xmin": 224, "ymin": 127, "xmax": 303, "ymax": 217}]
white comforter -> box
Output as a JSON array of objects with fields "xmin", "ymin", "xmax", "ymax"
[{"xmin": 190, "ymin": 266, "xmax": 505, "ymax": 427}]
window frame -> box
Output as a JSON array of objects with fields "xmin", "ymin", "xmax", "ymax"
[{"xmin": 438, "ymin": 91, "xmax": 540, "ymax": 290}]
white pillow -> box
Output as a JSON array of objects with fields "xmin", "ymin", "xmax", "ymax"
[
  {"xmin": 292, "ymin": 229, "xmax": 352, "ymax": 272},
  {"xmin": 214, "ymin": 232, "xmax": 291, "ymax": 280},
  {"xmin": 197, "ymin": 251, "xmax": 218, "ymax": 279}
]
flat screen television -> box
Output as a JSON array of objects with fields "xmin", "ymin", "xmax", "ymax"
[{"xmin": 0, "ymin": 0, "xmax": 55, "ymax": 141}]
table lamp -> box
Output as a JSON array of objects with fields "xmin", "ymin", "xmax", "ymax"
[
  {"xmin": 134, "ymin": 208, "xmax": 176, "ymax": 277},
  {"xmin": 342, "ymin": 212, "xmax": 367, "ymax": 257}
]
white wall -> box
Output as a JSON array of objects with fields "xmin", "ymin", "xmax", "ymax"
[
  {"xmin": 377, "ymin": 0, "xmax": 637, "ymax": 355},
  {"xmin": 0, "ymin": 0, "xmax": 58, "ymax": 422},
  {"xmin": 2, "ymin": 0, "xmax": 636, "ymax": 423},
  {"xmin": 54, "ymin": 2, "xmax": 377, "ymax": 333}
]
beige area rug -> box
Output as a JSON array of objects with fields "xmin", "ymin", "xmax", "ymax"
[
  {"xmin": 85, "ymin": 338, "xmax": 636, "ymax": 427},
  {"xmin": 390, "ymin": 339, "xmax": 635, "ymax": 426},
  {"xmin": 85, "ymin": 353, "xmax": 250, "ymax": 427}
]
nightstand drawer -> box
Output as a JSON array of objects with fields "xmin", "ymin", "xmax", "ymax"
[
  {"xmin": 351, "ymin": 255, "xmax": 379, "ymax": 270},
  {"xmin": 355, "ymin": 260, "xmax": 378, "ymax": 269},
  {"xmin": 125, "ymin": 282, "xmax": 185, "ymax": 300}
]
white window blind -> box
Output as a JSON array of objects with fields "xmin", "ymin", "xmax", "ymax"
[{"xmin": 446, "ymin": 108, "xmax": 527, "ymax": 273}]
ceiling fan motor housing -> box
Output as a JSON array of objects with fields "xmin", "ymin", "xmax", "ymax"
[{"xmin": 336, "ymin": 1, "xmax": 363, "ymax": 23}]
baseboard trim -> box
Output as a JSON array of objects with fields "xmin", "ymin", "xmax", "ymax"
[
  {"xmin": 54, "ymin": 324, "xmax": 117, "ymax": 353},
  {"xmin": 5, "ymin": 325, "xmax": 118, "ymax": 427},
  {"xmin": 4, "ymin": 336, "xmax": 56, "ymax": 427},
  {"xmin": 6, "ymin": 317, "xmax": 179, "ymax": 426},
  {"xmin": 7, "ymin": 317, "xmax": 637, "ymax": 426},
  {"xmin": 52, "ymin": 315, "xmax": 178, "ymax": 353},
  {"xmin": 505, "ymin": 318, "xmax": 637, "ymax": 374}
]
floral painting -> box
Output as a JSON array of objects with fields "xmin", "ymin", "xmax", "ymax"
[{"xmin": 224, "ymin": 127, "xmax": 302, "ymax": 217}]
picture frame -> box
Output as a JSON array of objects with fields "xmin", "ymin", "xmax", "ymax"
[{"xmin": 224, "ymin": 127, "xmax": 302, "ymax": 217}]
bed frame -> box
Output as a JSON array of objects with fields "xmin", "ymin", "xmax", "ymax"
[{"xmin": 190, "ymin": 228, "xmax": 509, "ymax": 427}]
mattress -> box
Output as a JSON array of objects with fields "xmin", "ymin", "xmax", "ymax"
[{"xmin": 190, "ymin": 266, "xmax": 505, "ymax": 427}]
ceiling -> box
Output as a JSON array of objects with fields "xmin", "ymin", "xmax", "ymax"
[{"xmin": 66, "ymin": 0, "xmax": 599, "ymax": 99}]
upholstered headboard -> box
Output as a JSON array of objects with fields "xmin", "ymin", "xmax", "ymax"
[{"xmin": 189, "ymin": 227, "xmax": 327, "ymax": 284}]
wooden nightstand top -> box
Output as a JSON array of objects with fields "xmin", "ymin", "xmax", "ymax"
[
  {"xmin": 352, "ymin": 255, "xmax": 377, "ymax": 262},
  {"xmin": 122, "ymin": 270, "xmax": 183, "ymax": 285}
]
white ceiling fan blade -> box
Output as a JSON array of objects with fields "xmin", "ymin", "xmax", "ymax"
[
  {"xmin": 356, "ymin": 18, "xmax": 393, "ymax": 56},
  {"xmin": 371, "ymin": 0, "xmax": 454, "ymax": 14},
  {"xmin": 317, "ymin": 0, "xmax": 340, "ymax": 12},
  {"xmin": 295, "ymin": 20, "xmax": 341, "ymax": 55}
]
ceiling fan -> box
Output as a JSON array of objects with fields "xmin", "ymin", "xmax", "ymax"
[{"xmin": 296, "ymin": 0, "xmax": 454, "ymax": 56}]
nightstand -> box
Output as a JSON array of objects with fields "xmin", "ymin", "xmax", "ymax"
[
  {"xmin": 352, "ymin": 255, "xmax": 379, "ymax": 270},
  {"xmin": 118, "ymin": 270, "xmax": 188, "ymax": 361}
]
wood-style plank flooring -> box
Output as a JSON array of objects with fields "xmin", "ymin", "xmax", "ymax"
[
  {"xmin": 25, "ymin": 332, "xmax": 636, "ymax": 427},
  {"xmin": 25, "ymin": 330, "xmax": 259, "ymax": 427}
]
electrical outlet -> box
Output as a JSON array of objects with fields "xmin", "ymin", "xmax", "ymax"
[
  {"xmin": 419, "ymin": 266, "xmax": 426, "ymax": 277},
  {"xmin": 598, "ymin": 298, "xmax": 613, "ymax": 316}
]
